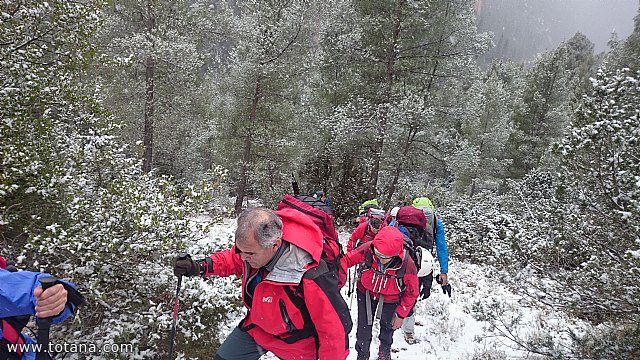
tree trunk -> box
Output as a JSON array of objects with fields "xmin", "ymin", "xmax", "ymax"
[
  {"xmin": 384, "ymin": 126, "xmax": 417, "ymax": 204},
  {"xmin": 234, "ymin": 135, "xmax": 252, "ymax": 214},
  {"xmin": 469, "ymin": 104, "xmax": 491, "ymax": 197},
  {"xmin": 234, "ymin": 79, "xmax": 261, "ymax": 214},
  {"xmin": 367, "ymin": 3, "xmax": 403, "ymax": 199},
  {"xmin": 142, "ymin": 3, "xmax": 156, "ymax": 173}
]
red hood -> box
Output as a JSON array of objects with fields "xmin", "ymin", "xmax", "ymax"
[
  {"xmin": 371, "ymin": 226, "xmax": 404, "ymax": 257},
  {"xmin": 275, "ymin": 208, "xmax": 323, "ymax": 263},
  {"xmin": 0, "ymin": 255, "xmax": 6, "ymax": 269}
]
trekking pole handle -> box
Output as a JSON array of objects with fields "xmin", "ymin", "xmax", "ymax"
[
  {"xmin": 36, "ymin": 276, "xmax": 58, "ymax": 360},
  {"xmin": 40, "ymin": 276, "xmax": 58, "ymax": 290}
]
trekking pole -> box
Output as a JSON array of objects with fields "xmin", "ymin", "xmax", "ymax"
[
  {"xmin": 168, "ymin": 253, "xmax": 186, "ymax": 360},
  {"xmin": 291, "ymin": 173, "xmax": 300, "ymax": 195},
  {"xmin": 36, "ymin": 276, "xmax": 58, "ymax": 360},
  {"xmin": 348, "ymin": 269, "xmax": 356, "ymax": 309}
]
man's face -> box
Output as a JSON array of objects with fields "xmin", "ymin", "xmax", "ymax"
[
  {"xmin": 236, "ymin": 232, "xmax": 281, "ymax": 269},
  {"xmin": 369, "ymin": 217, "xmax": 382, "ymax": 234}
]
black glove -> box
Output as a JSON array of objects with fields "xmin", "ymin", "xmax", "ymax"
[
  {"xmin": 6, "ymin": 261, "xmax": 18, "ymax": 272},
  {"xmin": 435, "ymin": 274, "xmax": 452, "ymax": 297},
  {"xmin": 418, "ymin": 274, "xmax": 432, "ymax": 300},
  {"xmin": 172, "ymin": 253, "xmax": 202, "ymax": 277},
  {"xmin": 441, "ymin": 284, "xmax": 452, "ymax": 297}
]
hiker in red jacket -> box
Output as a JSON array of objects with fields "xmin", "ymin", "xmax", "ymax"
[
  {"xmin": 347, "ymin": 208, "xmax": 386, "ymax": 252},
  {"xmin": 173, "ymin": 207, "xmax": 352, "ymax": 360},
  {"xmin": 341, "ymin": 226, "xmax": 419, "ymax": 360}
]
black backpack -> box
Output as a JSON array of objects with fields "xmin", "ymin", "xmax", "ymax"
[{"xmin": 268, "ymin": 260, "xmax": 353, "ymax": 356}]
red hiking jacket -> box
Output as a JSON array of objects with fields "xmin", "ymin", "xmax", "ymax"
[
  {"xmin": 347, "ymin": 221, "xmax": 385, "ymax": 252},
  {"xmin": 342, "ymin": 226, "xmax": 419, "ymax": 318},
  {"xmin": 204, "ymin": 208, "xmax": 349, "ymax": 360}
]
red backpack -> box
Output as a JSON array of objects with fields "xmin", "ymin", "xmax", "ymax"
[
  {"xmin": 277, "ymin": 195, "xmax": 342, "ymax": 266},
  {"xmin": 395, "ymin": 206, "xmax": 426, "ymax": 229}
]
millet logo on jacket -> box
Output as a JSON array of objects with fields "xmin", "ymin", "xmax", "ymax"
[{"xmin": 262, "ymin": 296, "xmax": 273, "ymax": 303}]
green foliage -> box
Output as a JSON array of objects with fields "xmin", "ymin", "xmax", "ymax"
[
  {"xmin": 454, "ymin": 60, "xmax": 522, "ymax": 195},
  {"xmin": 1, "ymin": 1, "xmax": 237, "ymax": 357},
  {"xmin": 1, "ymin": 0, "xmax": 106, "ymax": 254},
  {"xmin": 608, "ymin": 7, "xmax": 640, "ymax": 72},
  {"xmin": 94, "ymin": 0, "xmax": 220, "ymax": 179},
  {"xmin": 453, "ymin": 67, "xmax": 640, "ymax": 356},
  {"xmin": 573, "ymin": 323, "xmax": 640, "ymax": 359},
  {"xmin": 508, "ymin": 33, "xmax": 597, "ymax": 179},
  {"xmin": 547, "ymin": 67, "xmax": 640, "ymax": 323},
  {"xmin": 303, "ymin": 0, "xmax": 493, "ymax": 210}
]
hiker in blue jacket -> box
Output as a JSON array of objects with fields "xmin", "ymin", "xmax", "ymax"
[
  {"xmin": 1, "ymin": 256, "xmax": 76, "ymax": 359},
  {"xmin": 399, "ymin": 197, "xmax": 451, "ymax": 345}
]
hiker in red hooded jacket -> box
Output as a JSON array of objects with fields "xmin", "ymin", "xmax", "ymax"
[
  {"xmin": 341, "ymin": 226, "xmax": 419, "ymax": 360},
  {"xmin": 173, "ymin": 207, "xmax": 352, "ymax": 360},
  {"xmin": 346, "ymin": 208, "xmax": 386, "ymax": 252}
]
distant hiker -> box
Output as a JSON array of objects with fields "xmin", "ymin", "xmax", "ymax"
[
  {"xmin": 353, "ymin": 199, "xmax": 380, "ymax": 225},
  {"xmin": 400, "ymin": 197, "xmax": 451, "ymax": 344},
  {"xmin": 314, "ymin": 191, "xmax": 331, "ymax": 209},
  {"xmin": 411, "ymin": 197, "xmax": 449, "ymax": 289},
  {"xmin": 340, "ymin": 226, "xmax": 419, "ymax": 360},
  {"xmin": 392, "ymin": 206, "xmax": 433, "ymax": 345},
  {"xmin": 173, "ymin": 207, "xmax": 352, "ymax": 360},
  {"xmin": 387, "ymin": 206, "xmax": 400, "ymax": 226},
  {"xmin": 347, "ymin": 208, "xmax": 386, "ymax": 252},
  {"xmin": 1, "ymin": 255, "xmax": 81, "ymax": 360}
]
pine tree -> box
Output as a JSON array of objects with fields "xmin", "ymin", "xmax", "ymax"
[
  {"xmin": 529, "ymin": 67, "xmax": 640, "ymax": 357},
  {"xmin": 204, "ymin": 0, "xmax": 322, "ymax": 213},
  {"xmin": 507, "ymin": 33, "xmax": 596, "ymax": 179},
  {"xmin": 609, "ymin": 4, "xmax": 640, "ymax": 72},
  {"xmin": 94, "ymin": 0, "xmax": 218, "ymax": 177},
  {"xmin": 312, "ymin": 0, "xmax": 491, "ymax": 209},
  {"xmin": 455, "ymin": 60, "xmax": 522, "ymax": 196}
]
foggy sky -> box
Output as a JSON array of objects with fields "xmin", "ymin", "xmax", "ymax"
[{"xmin": 476, "ymin": 0, "xmax": 638, "ymax": 64}]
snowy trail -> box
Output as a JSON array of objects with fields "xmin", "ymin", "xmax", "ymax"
[
  {"xmin": 342, "ymin": 259, "xmax": 504, "ymax": 360},
  {"xmin": 191, "ymin": 220, "xmax": 575, "ymax": 360}
]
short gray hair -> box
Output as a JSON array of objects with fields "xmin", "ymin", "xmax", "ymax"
[{"xmin": 236, "ymin": 207, "xmax": 283, "ymax": 248}]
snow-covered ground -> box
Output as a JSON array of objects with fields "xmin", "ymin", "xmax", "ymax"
[{"xmin": 184, "ymin": 218, "xmax": 580, "ymax": 360}]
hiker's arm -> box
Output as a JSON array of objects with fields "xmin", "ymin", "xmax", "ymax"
[
  {"xmin": 342, "ymin": 243, "xmax": 368, "ymax": 268},
  {"xmin": 346, "ymin": 224, "xmax": 364, "ymax": 252},
  {"xmin": 303, "ymin": 278, "xmax": 349, "ymax": 360},
  {"xmin": 208, "ymin": 247, "xmax": 244, "ymax": 277},
  {"xmin": 434, "ymin": 218, "xmax": 449, "ymax": 275},
  {"xmin": 396, "ymin": 260, "xmax": 419, "ymax": 318},
  {"xmin": 0, "ymin": 270, "xmax": 74, "ymax": 323}
]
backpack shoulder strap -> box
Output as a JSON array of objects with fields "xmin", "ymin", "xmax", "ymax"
[
  {"xmin": 283, "ymin": 258, "xmax": 352, "ymax": 354},
  {"xmin": 1, "ymin": 317, "xmax": 29, "ymax": 358},
  {"xmin": 396, "ymin": 249, "xmax": 409, "ymax": 278},
  {"xmin": 392, "ymin": 249, "xmax": 410, "ymax": 291},
  {"xmin": 364, "ymin": 248, "xmax": 373, "ymax": 269},
  {"xmin": 302, "ymin": 259, "xmax": 330, "ymax": 281}
]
